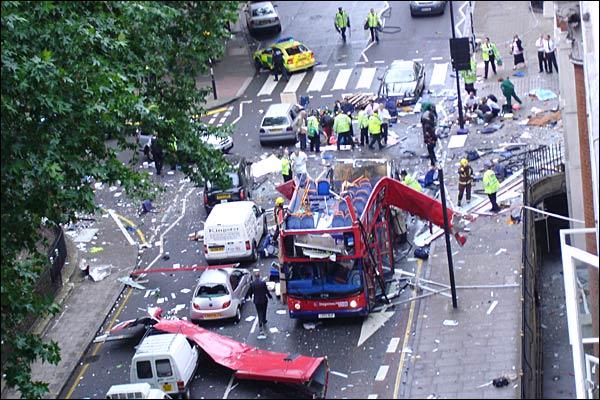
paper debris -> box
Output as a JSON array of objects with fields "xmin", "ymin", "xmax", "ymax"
[
  {"xmin": 442, "ymin": 319, "xmax": 459, "ymax": 326},
  {"xmin": 173, "ymin": 263, "xmax": 180, "ymax": 269},
  {"xmin": 89, "ymin": 265, "xmax": 111, "ymax": 281},
  {"xmin": 486, "ymin": 300, "xmax": 499, "ymax": 315},
  {"xmin": 303, "ymin": 322, "xmax": 321, "ymax": 330},
  {"xmin": 269, "ymin": 327, "xmax": 279, "ymax": 334},
  {"xmin": 180, "ymin": 288, "xmax": 191, "ymax": 294},
  {"xmin": 245, "ymin": 316, "xmax": 256, "ymax": 322},
  {"xmin": 494, "ymin": 248, "xmax": 507, "ymax": 256},
  {"xmin": 330, "ymin": 371, "xmax": 348, "ymax": 379},
  {"xmin": 90, "ymin": 246, "xmax": 104, "ymax": 254},
  {"xmin": 171, "ymin": 293, "xmax": 176, "ymax": 300},
  {"xmin": 276, "ymin": 309, "xmax": 287, "ymax": 315},
  {"xmin": 157, "ymin": 297, "xmax": 165, "ymax": 304}
]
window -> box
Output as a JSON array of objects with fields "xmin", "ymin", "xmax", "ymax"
[
  {"xmin": 156, "ymin": 359, "xmax": 173, "ymax": 378},
  {"xmin": 262, "ymin": 116, "xmax": 288, "ymax": 126},
  {"xmin": 284, "ymin": 45, "xmax": 308, "ymax": 56},
  {"xmin": 136, "ymin": 360, "xmax": 153, "ymax": 379},
  {"xmin": 252, "ymin": 5, "xmax": 274, "ymax": 17},
  {"xmin": 196, "ymin": 284, "xmax": 229, "ymax": 297}
]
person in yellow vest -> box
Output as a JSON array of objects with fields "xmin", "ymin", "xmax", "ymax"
[
  {"xmin": 400, "ymin": 170, "xmax": 423, "ymax": 192},
  {"xmin": 357, "ymin": 109, "xmax": 369, "ymax": 146},
  {"xmin": 365, "ymin": 8, "xmax": 381, "ymax": 44},
  {"xmin": 307, "ymin": 111, "xmax": 321, "ymax": 153},
  {"xmin": 481, "ymin": 37, "xmax": 500, "ymax": 79},
  {"xmin": 334, "ymin": 7, "xmax": 350, "ymax": 43},
  {"xmin": 333, "ymin": 110, "xmax": 354, "ymax": 150},
  {"xmin": 483, "ymin": 161, "xmax": 501, "ymax": 212},
  {"xmin": 167, "ymin": 135, "xmax": 178, "ymax": 171},
  {"xmin": 459, "ymin": 56, "xmax": 478, "ymax": 96},
  {"xmin": 368, "ymin": 110, "xmax": 383, "ymax": 150},
  {"xmin": 281, "ymin": 148, "xmax": 292, "ymax": 182}
]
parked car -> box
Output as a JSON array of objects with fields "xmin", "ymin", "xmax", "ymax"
[
  {"xmin": 190, "ymin": 267, "xmax": 252, "ymax": 323},
  {"xmin": 259, "ymin": 103, "xmax": 302, "ymax": 145},
  {"xmin": 245, "ymin": 1, "xmax": 281, "ymax": 34},
  {"xmin": 377, "ymin": 60, "xmax": 425, "ymax": 121},
  {"xmin": 130, "ymin": 333, "xmax": 198, "ymax": 399},
  {"xmin": 410, "ymin": 1, "xmax": 448, "ymax": 16},
  {"xmin": 253, "ymin": 37, "xmax": 315, "ymax": 74},
  {"xmin": 203, "ymin": 155, "xmax": 252, "ymax": 213},
  {"xmin": 203, "ymin": 201, "xmax": 267, "ymax": 264}
]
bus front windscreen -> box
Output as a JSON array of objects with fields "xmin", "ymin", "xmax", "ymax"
[{"xmin": 286, "ymin": 260, "xmax": 363, "ymax": 298}]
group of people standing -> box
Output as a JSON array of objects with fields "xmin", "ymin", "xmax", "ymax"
[{"xmin": 334, "ymin": 7, "xmax": 382, "ymax": 44}]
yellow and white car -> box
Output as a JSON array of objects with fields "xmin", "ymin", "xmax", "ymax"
[{"xmin": 253, "ymin": 37, "xmax": 316, "ymax": 73}]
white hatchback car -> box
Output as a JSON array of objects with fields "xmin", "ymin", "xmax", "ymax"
[
  {"xmin": 190, "ymin": 268, "xmax": 251, "ymax": 323},
  {"xmin": 245, "ymin": 1, "xmax": 281, "ymax": 34},
  {"xmin": 259, "ymin": 103, "xmax": 301, "ymax": 146}
]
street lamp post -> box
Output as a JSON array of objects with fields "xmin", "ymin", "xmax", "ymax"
[
  {"xmin": 209, "ymin": 58, "xmax": 217, "ymax": 100},
  {"xmin": 449, "ymin": 0, "xmax": 467, "ymax": 134}
]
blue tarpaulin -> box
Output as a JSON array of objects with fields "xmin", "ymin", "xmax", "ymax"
[{"xmin": 530, "ymin": 88, "xmax": 557, "ymax": 101}]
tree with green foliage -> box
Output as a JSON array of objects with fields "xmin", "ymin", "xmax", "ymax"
[{"xmin": 1, "ymin": 1, "xmax": 240, "ymax": 397}]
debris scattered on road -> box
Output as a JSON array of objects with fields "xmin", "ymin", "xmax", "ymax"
[
  {"xmin": 118, "ymin": 277, "xmax": 145, "ymax": 290},
  {"xmin": 529, "ymin": 88, "xmax": 557, "ymax": 101},
  {"xmin": 162, "ymin": 252, "xmax": 170, "ymax": 260},
  {"xmin": 269, "ymin": 327, "xmax": 279, "ymax": 334},
  {"xmin": 89, "ymin": 265, "xmax": 111, "ymax": 281},
  {"xmin": 442, "ymin": 319, "xmax": 458, "ymax": 326},
  {"xmin": 330, "ymin": 371, "xmax": 348, "ymax": 379},
  {"xmin": 486, "ymin": 300, "xmax": 499, "ymax": 315},
  {"xmin": 494, "ymin": 248, "xmax": 507, "ymax": 256},
  {"xmin": 188, "ymin": 230, "xmax": 204, "ymax": 241},
  {"xmin": 492, "ymin": 377, "xmax": 509, "ymax": 387},
  {"xmin": 276, "ymin": 309, "xmax": 287, "ymax": 315},
  {"xmin": 245, "ymin": 316, "xmax": 256, "ymax": 322},
  {"xmin": 303, "ymin": 322, "xmax": 322, "ymax": 330},
  {"xmin": 477, "ymin": 380, "xmax": 493, "ymax": 388},
  {"xmin": 90, "ymin": 246, "xmax": 104, "ymax": 254},
  {"xmin": 180, "ymin": 288, "xmax": 191, "ymax": 294},
  {"xmin": 527, "ymin": 111, "xmax": 561, "ymax": 126}
]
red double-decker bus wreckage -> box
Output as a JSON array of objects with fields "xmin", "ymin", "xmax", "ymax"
[{"xmin": 274, "ymin": 159, "xmax": 468, "ymax": 319}]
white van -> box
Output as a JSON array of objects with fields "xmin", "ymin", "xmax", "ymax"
[
  {"xmin": 105, "ymin": 383, "xmax": 171, "ymax": 399},
  {"xmin": 204, "ymin": 201, "xmax": 267, "ymax": 264},
  {"xmin": 130, "ymin": 334, "xmax": 198, "ymax": 399}
]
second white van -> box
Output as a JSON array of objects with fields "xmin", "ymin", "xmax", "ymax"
[{"xmin": 204, "ymin": 201, "xmax": 267, "ymax": 264}]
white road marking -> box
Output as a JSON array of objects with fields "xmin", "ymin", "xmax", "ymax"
[
  {"xmin": 429, "ymin": 62, "xmax": 448, "ymax": 87},
  {"xmin": 367, "ymin": 395, "xmax": 379, "ymax": 399},
  {"xmin": 222, "ymin": 374, "xmax": 238, "ymax": 399},
  {"xmin": 307, "ymin": 70, "xmax": 330, "ymax": 92},
  {"xmin": 219, "ymin": 116, "xmax": 227, "ymax": 124},
  {"xmin": 108, "ymin": 209, "xmax": 135, "ymax": 246},
  {"xmin": 257, "ymin": 75, "xmax": 279, "ymax": 96},
  {"xmin": 260, "ymin": 98, "xmax": 273, "ymax": 102},
  {"xmin": 335, "ymin": 62, "xmax": 347, "ymax": 67},
  {"xmin": 208, "ymin": 117, "xmax": 216, "ymax": 125},
  {"xmin": 355, "ymin": 67, "xmax": 377, "ymax": 89},
  {"xmin": 315, "ymin": 64, "xmax": 328, "ymax": 69},
  {"xmin": 216, "ymin": 123, "xmax": 223, "ymax": 127},
  {"xmin": 375, "ymin": 365, "xmax": 389, "ymax": 381},
  {"xmin": 386, "ymin": 337, "xmax": 401, "ymax": 353},
  {"xmin": 331, "ymin": 68, "xmax": 353, "ymax": 90},
  {"xmin": 355, "ymin": 61, "xmax": 366, "ymax": 65},
  {"xmin": 321, "ymin": 94, "xmax": 333, "ymax": 98},
  {"xmin": 330, "ymin": 371, "xmax": 349, "ymax": 378},
  {"xmin": 250, "ymin": 318, "xmax": 258, "ymax": 333},
  {"xmin": 282, "ymin": 72, "xmax": 306, "ymax": 93},
  {"xmin": 431, "ymin": 56, "xmax": 444, "ymax": 61},
  {"xmin": 231, "ymin": 100, "xmax": 252, "ymax": 125},
  {"xmin": 341, "ymin": 93, "xmax": 353, "ymax": 98},
  {"xmin": 224, "ymin": 111, "xmax": 231, "ymax": 117},
  {"xmin": 358, "ymin": 309, "xmax": 395, "ymax": 347},
  {"xmin": 361, "ymin": 41, "xmax": 376, "ymax": 62},
  {"xmin": 413, "ymin": 58, "xmax": 424, "ymax": 62},
  {"xmin": 374, "ymin": 60, "xmax": 385, "ymax": 64}
]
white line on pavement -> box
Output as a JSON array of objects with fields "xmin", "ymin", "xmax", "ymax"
[
  {"xmin": 374, "ymin": 60, "xmax": 385, "ymax": 64},
  {"xmin": 413, "ymin": 58, "xmax": 424, "ymax": 62},
  {"xmin": 375, "ymin": 365, "xmax": 389, "ymax": 381},
  {"xmin": 216, "ymin": 123, "xmax": 223, "ymax": 127},
  {"xmin": 250, "ymin": 317, "xmax": 258, "ymax": 333},
  {"xmin": 208, "ymin": 117, "xmax": 216, "ymax": 125},
  {"xmin": 231, "ymin": 100, "xmax": 252, "ymax": 126},
  {"xmin": 367, "ymin": 395, "xmax": 378, "ymax": 399},
  {"xmin": 355, "ymin": 61, "xmax": 366, "ymax": 65},
  {"xmin": 331, "ymin": 68, "xmax": 353, "ymax": 90},
  {"xmin": 386, "ymin": 337, "xmax": 401, "ymax": 353},
  {"xmin": 355, "ymin": 67, "xmax": 377, "ymax": 89},
  {"xmin": 335, "ymin": 62, "xmax": 347, "ymax": 67},
  {"xmin": 224, "ymin": 111, "xmax": 231, "ymax": 117},
  {"xmin": 431, "ymin": 56, "xmax": 444, "ymax": 61},
  {"xmin": 260, "ymin": 98, "xmax": 273, "ymax": 102},
  {"xmin": 307, "ymin": 70, "xmax": 329, "ymax": 92},
  {"xmin": 321, "ymin": 94, "xmax": 333, "ymax": 98},
  {"xmin": 219, "ymin": 116, "xmax": 227, "ymax": 124},
  {"xmin": 108, "ymin": 209, "xmax": 135, "ymax": 246},
  {"xmin": 257, "ymin": 75, "xmax": 278, "ymax": 96},
  {"xmin": 360, "ymin": 41, "xmax": 376, "ymax": 62},
  {"xmin": 282, "ymin": 72, "xmax": 306, "ymax": 93}
]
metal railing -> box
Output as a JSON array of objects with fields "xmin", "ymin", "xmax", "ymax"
[{"xmin": 521, "ymin": 143, "xmax": 564, "ymax": 398}]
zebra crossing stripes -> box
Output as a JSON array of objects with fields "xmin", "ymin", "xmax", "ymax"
[
  {"xmin": 355, "ymin": 68, "xmax": 377, "ymax": 89},
  {"xmin": 257, "ymin": 75, "xmax": 279, "ymax": 96},
  {"xmin": 331, "ymin": 68, "xmax": 353, "ymax": 91},
  {"xmin": 428, "ymin": 62, "xmax": 448, "ymax": 87},
  {"xmin": 307, "ymin": 70, "xmax": 330, "ymax": 92},
  {"xmin": 282, "ymin": 72, "xmax": 306, "ymax": 93}
]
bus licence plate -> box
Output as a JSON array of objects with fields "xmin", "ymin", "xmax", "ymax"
[{"xmin": 318, "ymin": 313, "xmax": 335, "ymax": 319}]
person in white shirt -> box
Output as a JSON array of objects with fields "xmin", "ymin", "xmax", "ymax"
[
  {"xmin": 378, "ymin": 103, "xmax": 391, "ymax": 145},
  {"xmin": 464, "ymin": 91, "xmax": 479, "ymax": 113},
  {"xmin": 364, "ymin": 100, "xmax": 374, "ymax": 116},
  {"xmin": 535, "ymin": 34, "xmax": 547, "ymax": 73},
  {"xmin": 543, "ymin": 34, "xmax": 558, "ymax": 74},
  {"xmin": 486, "ymin": 96, "xmax": 501, "ymax": 117},
  {"xmin": 290, "ymin": 149, "xmax": 307, "ymax": 179}
]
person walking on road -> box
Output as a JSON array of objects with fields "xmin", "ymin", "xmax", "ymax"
[
  {"xmin": 272, "ymin": 49, "xmax": 289, "ymax": 81},
  {"xmin": 378, "ymin": 103, "xmax": 391, "ymax": 146},
  {"xmin": 368, "ymin": 110, "xmax": 383, "ymax": 150},
  {"xmin": 290, "ymin": 148, "xmax": 307, "ymax": 180},
  {"xmin": 357, "ymin": 109, "xmax": 369, "ymax": 146},
  {"xmin": 248, "ymin": 270, "xmax": 272, "ymax": 336},
  {"xmin": 483, "ymin": 162, "xmax": 501, "ymax": 213},
  {"xmin": 400, "ymin": 170, "xmax": 423, "ymax": 192},
  {"xmin": 460, "ymin": 56, "xmax": 478, "ymax": 96},
  {"xmin": 366, "ymin": 8, "xmax": 381, "ymax": 44},
  {"xmin": 293, "ymin": 110, "xmax": 307, "ymax": 151},
  {"xmin": 481, "ymin": 37, "xmax": 500, "ymax": 79},
  {"xmin": 535, "ymin": 34, "xmax": 548, "ymax": 73},
  {"xmin": 543, "ymin": 34, "xmax": 558, "ymax": 74},
  {"xmin": 335, "ymin": 7, "xmax": 350, "ymax": 43},
  {"xmin": 510, "ymin": 34, "xmax": 525, "ymax": 70},
  {"xmin": 499, "ymin": 76, "xmax": 522, "ymax": 110},
  {"xmin": 333, "ymin": 110, "xmax": 354, "ymax": 151},
  {"xmin": 281, "ymin": 148, "xmax": 292, "ymax": 182},
  {"xmin": 457, "ymin": 158, "xmax": 473, "ymax": 207},
  {"xmin": 150, "ymin": 135, "xmax": 164, "ymax": 176},
  {"xmin": 421, "ymin": 102, "xmax": 438, "ymax": 166},
  {"xmin": 307, "ymin": 111, "xmax": 321, "ymax": 153}
]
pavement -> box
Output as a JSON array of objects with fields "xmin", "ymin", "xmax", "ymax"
[{"xmin": 401, "ymin": 1, "xmax": 561, "ymax": 399}]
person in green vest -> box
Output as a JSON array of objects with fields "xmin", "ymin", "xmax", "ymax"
[
  {"xmin": 483, "ymin": 161, "xmax": 501, "ymax": 213},
  {"xmin": 499, "ymin": 76, "xmax": 522, "ymax": 110},
  {"xmin": 334, "ymin": 7, "xmax": 350, "ymax": 43},
  {"xmin": 333, "ymin": 110, "xmax": 354, "ymax": 150},
  {"xmin": 366, "ymin": 8, "xmax": 381, "ymax": 44},
  {"xmin": 400, "ymin": 170, "xmax": 423, "ymax": 192},
  {"xmin": 357, "ymin": 109, "xmax": 369, "ymax": 146},
  {"xmin": 307, "ymin": 111, "xmax": 321, "ymax": 153},
  {"xmin": 281, "ymin": 147, "xmax": 292, "ymax": 182},
  {"xmin": 367, "ymin": 110, "xmax": 383, "ymax": 150},
  {"xmin": 481, "ymin": 37, "xmax": 500, "ymax": 79},
  {"xmin": 167, "ymin": 135, "xmax": 178, "ymax": 171},
  {"xmin": 459, "ymin": 56, "xmax": 478, "ymax": 96}
]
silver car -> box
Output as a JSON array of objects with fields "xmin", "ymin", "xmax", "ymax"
[
  {"xmin": 245, "ymin": 1, "xmax": 281, "ymax": 34},
  {"xmin": 259, "ymin": 103, "xmax": 301, "ymax": 146},
  {"xmin": 190, "ymin": 268, "xmax": 252, "ymax": 323}
]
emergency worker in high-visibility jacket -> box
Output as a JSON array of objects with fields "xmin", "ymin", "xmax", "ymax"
[
  {"xmin": 483, "ymin": 162, "xmax": 501, "ymax": 213},
  {"xmin": 367, "ymin": 110, "xmax": 383, "ymax": 150},
  {"xmin": 366, "ymin": 8, "xmax": 381, "ymax": 43},
  {"xmin": 333, "ymin": 111, "xmax": 354, "ymax": 151},
  {"xmin": 400, "ymin": 170, "xmax": 423, "ymax": 192},
  {"xmin": 334, "ymin": 7, "xmax": 350, "ymax": 43}
]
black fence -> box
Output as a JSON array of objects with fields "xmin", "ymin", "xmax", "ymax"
[{"xmin": 521, "ymin": 143, "xmax": 564, "ymax": 398}]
